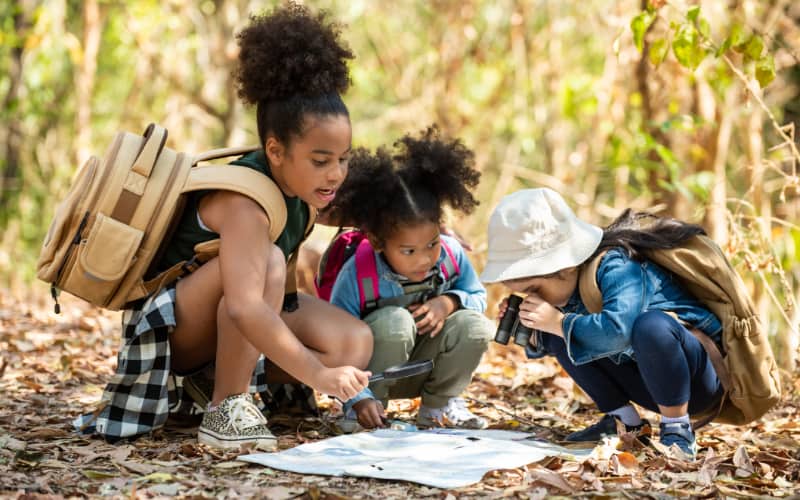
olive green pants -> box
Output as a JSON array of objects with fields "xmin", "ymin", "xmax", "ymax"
[{"xmin": 364, "ymin": 306, "xmax": 493, "ymax": 408}]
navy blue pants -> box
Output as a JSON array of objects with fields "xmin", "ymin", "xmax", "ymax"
[{"xmin": 542, "ymin": 310, "xmax": 723, "ymax": 414}]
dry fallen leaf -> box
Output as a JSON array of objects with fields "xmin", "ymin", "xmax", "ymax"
[
  {"xmin": 610, "ymin": 451, "xmax": 639, "ymax": 475},
  {"xmin": 528, "ymin": 466, "xmax": 576, "ymax": 494},
  {"xmin": 733, "ymin": 444, "xmax": 755, "ymax": 477},
  {"xmin": 1, "ymin": 290, "xmax": 799, "ymax": 498}
]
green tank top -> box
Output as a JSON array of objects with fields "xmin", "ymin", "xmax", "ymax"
[{"xmin": 157, "ymin": 150, "xmax": 309, "ymax": 272}]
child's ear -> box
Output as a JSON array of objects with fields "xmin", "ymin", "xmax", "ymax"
[
  {"xmin": 366, "ymin": 233, "xmax": 383, "ymax": 251},
  {"xmin": 264, "ymin": 136, "xmax": 284, "ymax": 167},
  {"xmin": 558, "ymin": 267, "xmax": 579, "ymax": 280}
]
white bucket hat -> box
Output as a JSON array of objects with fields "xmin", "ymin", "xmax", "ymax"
[{"xmin": 480, "ymin": 188, "xmax": 603, "ymax": 283}]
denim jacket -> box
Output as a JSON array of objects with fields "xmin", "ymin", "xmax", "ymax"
[
  {"xmin": 330, "ymin": 234, "xmax": 487, "ymax": 318},
  {"xmin": 559, "ymin": 247, "xmax": 722, "ymax": 366}
]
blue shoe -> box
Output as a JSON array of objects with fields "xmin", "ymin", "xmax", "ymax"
[
  {"xmin": 565, "ymin": 414, "xmax": 651, "ymax": 443},
  {"xmin": 659, "ymin": 422, "xmax": 697, "ymax": 460}
]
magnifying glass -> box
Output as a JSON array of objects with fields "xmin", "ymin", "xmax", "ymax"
[{"xmin": 368, "ymin": 359, "xmax": 434, "ymax": 382}]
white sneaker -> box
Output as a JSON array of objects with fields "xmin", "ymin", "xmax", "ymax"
[
  {"xmin": 335, "ymin": 406, "xmax": 363, "ymax": 434},
  {"xmin": 198, "ymin": 394, "xmax": 277, "ymax": 451},
  {"xmin": 417, "ymin": 398, "xmax": 488, "ymax": 429}
]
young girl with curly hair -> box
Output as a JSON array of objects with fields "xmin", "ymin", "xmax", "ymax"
[
  {"xmin": 326, "ymin": 127, "xmax": 494, "ymax": 430},
  {"xmin": 80, "ymin": 3, "xmax": 373, "ymax": 450}
]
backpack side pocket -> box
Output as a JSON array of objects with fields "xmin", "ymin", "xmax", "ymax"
[{"xmin": 60, "ymin": 213, "xmax": 144, "ymax": 306}]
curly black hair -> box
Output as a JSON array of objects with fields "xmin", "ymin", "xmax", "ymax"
[
  {"xmin": 328, "ymin": 126, "xmax": 480, "ymax": 245},
  {"xmin": 235, "ymin": 2, "xmax": 354, "ymax": 146}
]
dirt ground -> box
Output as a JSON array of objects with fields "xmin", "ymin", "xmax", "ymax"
[{"xmin": 1, "ymin": 291, "xmax": 799, "ymax": 499}]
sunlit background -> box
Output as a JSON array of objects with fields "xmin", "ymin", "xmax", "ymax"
[{"xmin": 0, "ymin": 0, "xmax": 798, "ymax": 370}]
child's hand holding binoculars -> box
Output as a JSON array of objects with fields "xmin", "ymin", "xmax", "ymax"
[
  {"xmin": 518, "ymin": 293, "xmax": 564, "ymax": 337},
  {"xmin": 494, "ymin": 294, "xmax": 561, "ymax": 349}
]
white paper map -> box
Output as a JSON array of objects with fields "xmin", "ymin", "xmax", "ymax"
[{"xmin": 238, "ymin": 428, "xmax": 592, "ymax": 489}]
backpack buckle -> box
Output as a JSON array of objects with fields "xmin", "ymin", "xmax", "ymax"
[{"xmin": 181, "ymin": 256, "xmax": 200, "ymax": 275}]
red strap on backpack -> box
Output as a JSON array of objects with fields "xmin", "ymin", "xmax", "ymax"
[
  {"xmin": 315, "ymin": 230, "xmax": 369, "ymax": 302},
  {"xmin": 353, "ymin": 238, "xmax": 461, "ymax": 313},
  {"xmin": 439, "ymin": 240, "xmax": 460, "ymax": 279},
  {"xmin": 354, "ymin": 238, "xmax": 380, "ymax": 312}
]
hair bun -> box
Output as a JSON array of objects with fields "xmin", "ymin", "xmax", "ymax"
[{"xmin": 235, "ymin": 2, "xmax": 353, "ymax": 105}]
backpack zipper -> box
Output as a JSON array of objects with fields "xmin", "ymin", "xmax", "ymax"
[{"xmin": 51, "ymin": 211, "xmax": 91, "ymax": 313}]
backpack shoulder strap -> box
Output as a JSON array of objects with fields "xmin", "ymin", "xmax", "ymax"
[
  {"xmin": 183, "ymin": 164, "xmax": 287, "ymax": 241},
  {"xmin": 577, "ymin": 251, "xmax": 607, "ymax": 313},
  {"xmin": 140, "ymin": 161, "xmax": 289, "ymax": 299},
  {"xmin": 354, "ymin": 238, "xmax": 380, "ymax": 313},
  {"xmin": 439, "ymin": 240, "xmax": 460, "ymax": 280}
]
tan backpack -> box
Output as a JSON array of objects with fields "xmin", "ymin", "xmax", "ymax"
[
  {"xmin": 578, "ymin": 231, "xmax": 781, "ymax": 427},
  {"xmin": 37, "ymin": 123, "xmax": 312, "ymax": 312}
]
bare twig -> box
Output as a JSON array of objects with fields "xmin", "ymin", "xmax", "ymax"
[
  {"xmin": 464, "ymin": 396, "xmax": 552, "ymax": 433},
  {"xmin": 721, "ymin": 54, "xmax": 800, "ymax": 179}
]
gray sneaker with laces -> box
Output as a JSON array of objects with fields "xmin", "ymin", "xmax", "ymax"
[
  {"xmin": 199, "ymin": 394, "xmax": 277, "ymax": 451},
  {"xmin": 417, "ymin": 397, "xmax": 488, "ymax": 429}
]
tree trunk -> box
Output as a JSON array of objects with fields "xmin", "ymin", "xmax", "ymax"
[
  {"xmin": 73, "ymin": 0, "xmax": 102, "ymax": 166},
  {"xmin": 0, "ymin": 2, "xmax": 33, "ymax": 221},
  {"xmin": 636, "ymin": 0, "xmax": 674, "ymax": 214},
  {"xmin": 706, "ymin": 85, "xmax": 738, "ymax": 244}
]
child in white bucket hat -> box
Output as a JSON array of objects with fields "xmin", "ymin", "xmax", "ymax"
[{"xmin": 481, "ymin": 188, "xmax": 725, "ymax": 460}]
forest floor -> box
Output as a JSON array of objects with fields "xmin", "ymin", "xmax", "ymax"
[{"xmin": 1, "ymin": 290, "xmax": 799, "ymax": 499}]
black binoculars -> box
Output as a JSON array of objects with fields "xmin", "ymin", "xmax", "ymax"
[{"xmin": 494, "ymin": 295, "xmax": 534, "ymax": 347}]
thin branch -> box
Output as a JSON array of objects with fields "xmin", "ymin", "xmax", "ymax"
[{"xmin": 721, "ymin": 54, "xmax": 800, "ymax": 179}]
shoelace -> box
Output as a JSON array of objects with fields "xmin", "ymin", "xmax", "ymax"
[{"xmin": 226, "ymin": 397, "xmax": 268, "ymax": 432}]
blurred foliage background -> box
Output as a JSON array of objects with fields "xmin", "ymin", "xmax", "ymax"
[{"xmin": 0, "ymin": 0, "xmax": 798, "ymax": 372}]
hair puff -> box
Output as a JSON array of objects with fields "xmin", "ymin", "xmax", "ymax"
[
  {"xmin": 235, "ymin": 2, "xmax": 353, "ymax": 105},
  {"xmin": 329, "ymin": 127, "xmax": 481, "ymax": 244}
]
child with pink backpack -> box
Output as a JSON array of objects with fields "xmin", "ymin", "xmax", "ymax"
[{"xmin": 322, "ymin": 127, "xmax": 494, "ymax": 429}]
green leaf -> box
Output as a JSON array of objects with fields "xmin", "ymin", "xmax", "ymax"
[
  {"xmin": 654, "ymin": 143, "xmax": 679, "ymax": 170},
  {"xmin": 730, "ymin": 23, "xmax": 747, "ymax": 49},
  {"xmin": 756, "ymin": 54, "xmax": 776, "ymax": 87},
  {"xmin": 83, "ymin": 470, "xmax": 119, "ymax": 479},
  {"xmin": 672, "ymin": 24, "xmax": 703, "ymax": 69},
  {"xmin": 716, "ymin": 35, "xmax": 733, "ymax": 57},
  {"xmin": 743, "ymin": 35, "xmax": 764, "ymax": 62},
  {"xmin": 649, "ymin": 38, "xmax": 669, "ymax": 66},
  {"xmin": 631, "ymin": 11, "xmax": 656, "ymax": 52},
  {"xmin": 135, "ymin": 472, "xmax": 175, "ymax": 483},
  {"xmin": 687, "ymin": 6, "xmax": 700, "ymax": 22},
  {"xmin": 697, "ymin": 18, "xmax": 710, "ymax": 39}
]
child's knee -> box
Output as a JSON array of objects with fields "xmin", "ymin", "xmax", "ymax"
[
  {"xmin": 365, "ymin": 306, "xmax": 416, "ymax": 343},
  {"xmin": 348, "ymin": 320, "xmax": 374, "ymax": 367},
  {"xmin": 444, "ymin": 310, "xmax": 494, "ymax": 346},
  {"xmin": 631, "ymin": 310, "xmax": 678, "ymax": 350}
]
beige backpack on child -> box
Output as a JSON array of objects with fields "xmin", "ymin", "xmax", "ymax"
[
  {"xmin": 578, "ymin": 225, "xmax": 781, "ymax": 427},
  {"xmin": 37, "ymin": 123, "xmax": 311, "ymax": 312}
]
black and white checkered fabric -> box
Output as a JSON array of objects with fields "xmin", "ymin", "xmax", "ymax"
[{"xmin": 73, "ymin": 284, "xmax": 317, "ymax": 442}]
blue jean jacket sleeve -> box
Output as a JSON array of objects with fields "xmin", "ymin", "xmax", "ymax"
[
  {"xmin": 562, "ymin": 250, "xmax": 647, "ymax": 365},
  {"xmin": 330, "ymin": 258, "xmax": 362, "ymax": 318},
  {"xmin": 342, "ymin": 387, "xmax": 376, "ymax": 414},
  {"xmin": 440, "ymin": 235, "xmax": 487, "ymax": 313}
]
